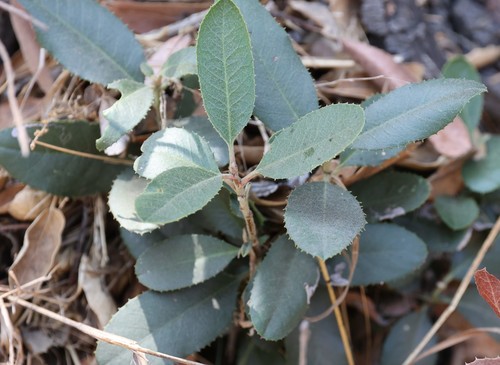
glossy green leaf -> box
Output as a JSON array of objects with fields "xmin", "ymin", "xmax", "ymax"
[
  {"xmin": 95, "ymin": 273, "xmax": 240, "ymax": 365},
  {"xmin": 435, "ymin": 195, "xmax": 479, "ymax": 230},
  {"xmin": 173, "ymin": 116, "xmax": 229, "ymax": 167},
  {"xmin": 331, "ymin": 224, "xmax": 428, "ymax": 286},
  {"xmin": 197, "ymin": 0, "xmax": 255, "ymax": 145},
  {"xmin": 134, "ymin": 128, "xmax": 219, "ymax": 180},
  {"xmin": 136, "ymin": 234, "xmax": 239, "ymax": 291},
  {"xmin": 352, "ymin": 79, "xmax": 486, "ymax": 150},
  {"xmin": 108, "ymin": 170, "xmax": 159, "ymax": 234},
  {"xmin": 161, "ymin": 46, "xmax": 197, "ymax": 79},
  {"xmin": 463, "ymin": 136, "xmax": 500, "ymax": 193},
  {"xmin": 442, "ymin": 55, "xmax": 483, "ymax": 133},
  {"xmin": 136, "ymin": 166, "xmax": 222, "ymax": 224},
  {"xmin": 248, "ymin": 237, "xmax": 319, "ymax": 340},
  {"xmin": 19, "ymin": 0, "xmax": 144, "ymax": 84},
  {"xmin": 349, "ymin": 171, "xmax": 430, "ymax": 222},
  {"xmin": 232, "ymin": 0, "xmax": 317, "ymax": 131},
  {"xmin": 255, "ymin": 104, "xmax": 364, "ymax": 179},
  {"xmin": 96, "ymin": 80, "xmax": 154, "ymax": 151},
  {"xmin": 341, "ymin": 145, "xmax": 403, "ymax": 167},
  {"xmin": 380, "ymin": 309, "xmax": 438, "ymax": 365},
  {"xmin": 285, "ymin": 287, "xmax": 347, "ymax": 365},
  {"xmin": 0, "ymin": 122, "xmax": 125, "ymax": 196},
  {"xmin": 285, "ymin": 182, "xmax": 366, "ymax": 259}
]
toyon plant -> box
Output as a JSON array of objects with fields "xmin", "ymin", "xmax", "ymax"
[{"xmin": 2, "ymin": 0, "xmax": 496, "ymax": 364}]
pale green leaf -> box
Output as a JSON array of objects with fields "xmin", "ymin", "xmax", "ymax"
[
  {"xmin": 95, "ymin": 273, "xmax": 240, "ymax": 365},
  {"xmin": 285, "ymin": 182, "xmax": 366, "ymax": 260},
  {"xmin": 0, "ymin": 122, "xmax": 125, "ymax": 196},
  {"xmin": 19, "ymin": 0, "xmax": 144, "ymax": 84},
  {"xmin": 352, "ymin": 79, "xmax": 486, "ymax": 150},
  {"xmin": 248, "ymin": 237, "xmax": 319, "ymax": 340},
  {"xmin": 232, "ymin": 0, "xmax": 317, "ymax": 131},
  {"xmin": 136, "ymin": 234, "xmax": 239, "ymax": 291},
  {"xmin": 463, "ymin": 136, "xmax": 500, "ymax": 193},
  {"xmin": 442, "ymin": 56, "xmax": 484, "ymax": 133},
  {"xmin": 380, "ymin": 309, "xmax": 438, "ymax": 365},
  {"xmin": 97, "ymin": 80, "xmax": 154, "ymax": 151},
  {"xmin": 108, "ymin": 170, "xmax": 159, "ymax": 234},
  {"xmin": 161, "ymin": 47, "xmax": 197, "ymax": 79},
  {"xmin": 349, "ymin": 171, "xmax": 430, "ymax": 222},
  {"xmin": 197, "ymin": 0, "xmax": 255, "ymax": 145},
  {"xmin": 330, "ymin": 224, "xmax": 428, "ymax": 286},
  {"xmin": 435, "ymin": 196, "xmax": 479, "ymax": 230},
  {"xmin": 136, "ymin": 166, "xmax": 222, "ymax": 224},
  {"xmin": 255, "ymin": 104, "xmax": 364, "ymax": 179},
  {"xmin": 341, "ymin": 145, "xmax": 404, "ymax": 167},
  {"xmin": 457, "ymin": 288, "xmax": 500, "ymax": 341},
  {"xmin": 134, "ymin": 128, "xmax": 219, "ymax": 179}
]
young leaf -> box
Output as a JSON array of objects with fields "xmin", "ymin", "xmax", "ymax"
[
  {"xmin": 108, "ymin": 170, "xmax": 159, "ymax": 234},
  {"xmin": 255, "ymin": 104, "xmax": 364, "ymax": 179},
  {"xmin": 434, "ymin": 195, "xmax": 479, "ymax": 230},
  {"xmin": 135, "ymin": 166, "xmax": 223, "ymax": 225},
  {"xmin": 248, "ymin": 237, "xmax": 319, "ymax": 340},
  {"xmin": 136, "ymin": 234, "xmax": 239, "ymax": 291},
  {"xmin": 19, "ymin": 0, "xmax": 144, "ymax": 84},
  {"xmin": 232, "ymin": 0, "xmax": 318, "ymax": 131},
  {"xmin": 96, "ymin": 80, "xmax": 154, "ymax": 151},
  {"xmin": 161, "ymin": 46, "xmax": 197, "ymax": 79},
  {"xmin": 380, "ymin": 309, "xmax": 438, "ymax": 365},
  {"xmin": 95, "ymin": 273, "xmax": 240, "ymax": 365},
  {"xmin": 197, "ymin": 0, "xmax": 255, "ymax": 145},
  {"xmin": 0, "ymin": 122, "xmax": 125, "ymax": 196},
  {"xmin": 330, "ymin": 224, "xmax": 428, "ymax": 286},
  {"xmin": 463, "ymin": 136, "xmax": 500, "ymax": 193},
  {"xmin": 352, "ymin": 79, "xmax": 487, "ymax": 150},
  {"xmin": 134, "ymin": 128, "xmax": 219, "ymax": 180},
  {"xmin": 349, "ymin": 171, "xmax": 430, "ymax": 222},
  {"xmin": 442, "ymin": 56, "xmax": 484, "ymax": 133},
  {"xmin": 285, "ymin": 182, "xmax": 366, "ymax": 259},
  {"xmin": 474, "ymin": 268, "xmax": 500, "ymax": 318}
]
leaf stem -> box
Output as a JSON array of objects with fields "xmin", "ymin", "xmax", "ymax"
[{"xmin": 317, "ymin": 258, "xmax": 354, "ymax": 365}]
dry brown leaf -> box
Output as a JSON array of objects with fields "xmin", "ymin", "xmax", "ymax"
[
  {"xmin": 429, "ymin": 117, "xmax": 472, "ymax": 158},
  {"xmin": 428, "ymin": 158, "xmax": 467, "ymax": 199},
  {"xmin": 8, "ymin": 186, "xmax": 51, "ymax": 221},
  {"xmin": 474, "ymin": 268, "xmax": 500, "ymax": 318},
  {"xmin": 78, "ymin": 255, "xmax": 117, "ymax": 328},
  {"xmin": 467, "ymin": 358, "xmax": 500, "ymax": 365},
  {"xmin": 0, "ymin": 168, "xmax": 10, "ymax": 189},
  {"xmin": 9, "ymin": 206, "xmax": 65, "ymax": 288},
  {"xmin": 0, "ymin": 183, "xmax": 25, "ymax": 214}
]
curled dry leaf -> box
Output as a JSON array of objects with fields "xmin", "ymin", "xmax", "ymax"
[
  {"xmin": 429, "ymin": 117, "xmax": 472, "ymax": 158},
  {"xmin": 0, "ymin": 183, "xmax": 25, "ymax": 214},
  {"xmin": 474, "ymin": 268, "xmax": 500, "ymax": 317},
  {"xmin": 466, "ymin": 357, "xmax": 500, "ymax": 365},
  {"xmin": 9, "ymin": 206, "xmax": 65, "ymax": 288},
  {"xmin": 7, "ymin": 186, "xmax": 51, "ymax": 221}
]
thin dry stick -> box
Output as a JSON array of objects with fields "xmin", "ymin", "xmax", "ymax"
[
  {"xmin": 317, "ymin": 258, "xmax": 354, "ymax": 365},
  {"xmin": 7, "ymin": 296, "xmax": 205, "ymax": 365},
  {"xmin": 0, "ymin": 38, "xmax": 30, "ymax": 157},
  {"xmin": 33, "ymin": 140, "xmax": 133, "ymax": 166},
  {"xmin": 20, "ymin": 48, "xmax": 46, "ymax": 112},
  {"xmin": 403, "ymin": 216, "xmax": 500, "ymax": 365},
  {"xmin": 0, "ymin": 1, "xmax": 47, "ymax": 30}
]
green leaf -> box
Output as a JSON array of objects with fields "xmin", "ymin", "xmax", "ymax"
[
  {"xmin": 352, "ymin": 79, "xmax": 487, "ymax": 150},
  {"xmin": 380, "ymin": 309, "xmax": 438, "ymax": 365},
  {"xmin": 108, "ymin": 170, "xmax": 159, "ymax": 234},
  {"xmin": 330, "ymin": 224, "xmax": 428, "ymax": 286},
  {"xmin": 341, "ymin": 145, "xmax": 404, "ymax": 167},
  {"xmin": 451, "ymin": 235, "xmax": 500, "ymax": 280},
  {"xmin": 285, "ymin": 287, "xmax": 347, "ymax": 365},
  {"xmin": 136, "ymin": 234, "xmax": 239, "ymax": 291},
  {"xmin": 96, "ymin": 80, "xmax": 154, "ymax": 151},
  {"xmin": 285, "ymin": 182, "xmax": 366, "ymax": 260},
  {"xmin": 173, "ymin": 116, "xmax": 229, "ymax": 167},
  {"xmin": 248, "ymin": 237, "xmax": 319, "ymax": 340},
  {"xmin": 161, "ymin": 47, "xmax": 197, "ymax": 79},
  {"xmin": 0, "ymin": 121, "xmax": 125, "ymax": 196},
  {"xmin": 95, "ymin": 273, "xmax": 240, "ymax": 365},
  {"xmin": 237, "ymin": 336, "xmax": 285, "ymax": 365},
  {"xmin": 255, "ymin": 104, "xmax": 364, "ymax": 179},
  {"xmin": 349, "ymin": 171, "xmax": 430, "ymax": 223},
  {"xmin": 197, "ymin": 0, "xmax": 255, "ymax": 145},
  {"xmin": 434, "ymin": 195, "xmax": 479, "ymax": 230},
  {"xmin": 120, "ymin": 227, "xmax": 165, "ymax": 259},
  {"xmin": 19, "ymin": 0, "xmax": 144, "ymax": 84},
  {"xmin": 442, "ymin": 55, "xmax": 484, "ymax": 133},
  {"xmin": 232, "ymin": 0, "xmax": 318, "ymax": 131},
  {"xmin": 136, "ymin": 166, "xmax": 223, "ymax": 224},
  {"xmin": 463, "ymin": 136, "xmax": 500, "ymax": 193},
  {"xmin": 134, "ymin": 128, "xmax": 219, "ymax": 179}
]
